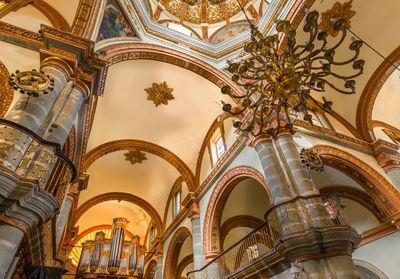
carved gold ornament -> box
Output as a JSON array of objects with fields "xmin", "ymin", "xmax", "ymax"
[
  {"xmin": 145, "ymin": 81, "xmax": 174, "ymax": 107},
  {"xmin": 9, "ymin": 69, "xmax": 54, "ymax": 97},
  {"xmin": 300, "ymin": 148, "xmax": 324, "ymax": 172},
  {"xmin": 124, "ymin": 149, "xmax": 147, "ymax": 165},
  {"xmin": 0, "ymin": 61, "xmax": 13, "ymax": 117},
  {"xmin": 319, "ymin": 0, "xmax": 356, "ymax": 37}
]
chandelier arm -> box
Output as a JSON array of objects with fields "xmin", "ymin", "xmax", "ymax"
[
  {"xmin": 311, "ymin": 50, "xmax": 360, "ymax": 66},
  {"xmin": 306, "ymin": 85, "xmax": 326, "ymax": 92},
  {"xmin": 325, "ymin": 28, "xmax": 347, "ymax": 52},
  {"xmin": 319, "ymin": 69, "xmax": 363, "ymax": 80},
  {"xmin": 317, "ymin": 78, "xmax": 355, "ymax": 94},
  {"xmin": 308, "ymin": 96, "xmax": 332, "ymax": 113}
]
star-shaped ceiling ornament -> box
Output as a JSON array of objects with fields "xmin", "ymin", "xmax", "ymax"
[
  {"xmin": 318, "ymin": 0, "xmax": 356, "ymax": 37},
  {"xmin": 145, "ymin": 81, "xmax": 174, "ymax": 107},
  {"xmin": 123, "ymin": 149, "xmax": 147, "ymax": 165}
]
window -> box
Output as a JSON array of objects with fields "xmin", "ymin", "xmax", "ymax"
[
  {"xmin": 149, "ymin": 226, "xmax": 155, "ymax": 248},
  {"xmin": 209, "ymin": 126, "xmax": 226, "ymax": 165},
  {"xmin": 216, "ymin": 136, "xmax": 226, "ymax": 158},
  {"xmin": 308, "ymin": 110, "xmax": 329, "ymax": 129},
  {"xmin": 174, "ymin": 191, "xmax": 181, "ymax": 217}
]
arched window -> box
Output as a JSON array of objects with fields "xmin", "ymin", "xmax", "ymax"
[{"xmin": 208, "ymin": 122, "xmax": 227, "ymax": 166}]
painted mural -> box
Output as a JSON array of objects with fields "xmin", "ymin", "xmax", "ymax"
[
  {"xmin": 211, "ymin": 23, "xmax": 249, "ymax": 44},
  {"xmin": 97, "ymin": 0, "xmax": 137, "ymax": 41}
]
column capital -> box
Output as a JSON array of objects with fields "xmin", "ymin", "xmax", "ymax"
[
  {"xmin": 204, "ymin": 251, "xmax": 219, "ymax": 263},
  {"xmin": 182, "ymin": 193, "xmax": 200, "ymax": 219},
  {"xmin": 250, "ymin": 135, "xmax": 273, "ymax": 148},
  {"xmin": 39, "ymin": 25, "xmax": 108, "ymax": 97},
  {"xmin": 372, "ymin": 139, "xmax": 400, "ymax": 171}
]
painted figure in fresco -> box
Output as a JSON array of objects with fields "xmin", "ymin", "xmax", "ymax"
[{"xmin": 97, "ymin": 0, "xmax": 136, "ymax": 41}]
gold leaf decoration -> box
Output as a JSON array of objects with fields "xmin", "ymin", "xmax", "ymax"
[
  {"xmin": 0, "ymin": 61, "xmax": 13, "ymax": 117},
  {"xmin": 319, "ymin": 0, "xmax": 356, "ymax": 37},
  {"xmin": 124, "ymin": 149, "xmax": 147, "ymax": 165},
  {"xmin": 145, "ymin": 81, "xmax": 174, "ymax": 107}
]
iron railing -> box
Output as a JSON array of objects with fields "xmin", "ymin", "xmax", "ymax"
[{"xmin": 187, "ymin": 195, "xmax": 351, "ymax": 279}]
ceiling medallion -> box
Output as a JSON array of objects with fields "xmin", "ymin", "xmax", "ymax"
[
  {"xmin": 220, "ymin": 9, "xmax": 364, "ymax": 137},
  {"xmin": 9, "ymin": 69, "xmax": 54, "ymax": 97},
  {"xmin": 319, "ymin": 0, "xmax": 356, "ymax": 37},
  {"xmin": 124, "ymin": 149, "xmax": 147, "ymax": 165},
  {"xmin": 300, "ymin": 148, "xmax": 324, "ymax": 172},
  {"xmin": 145, "ymin": 81, "xmax": 174, "ymax": 107}
]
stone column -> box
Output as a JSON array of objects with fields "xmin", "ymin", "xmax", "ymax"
[
  {"xmin": 191, "ymin": 217, "xmax": 204, "ymax": 273},
  {"xmin": 254, "ymin": 136, "xmax": 294, "ymax": 205},
  {"xmin": 45, "ymin": 85, "xmax": 85, "ymax": 145},
  {"xmin": 253, "ymin": 130, "xmax": 359, "ymax": 278},
  {"xmin": 155, "ymin": 253, "xmax": 163, "ymax": 279},
  {"xmin": 55, "ymin": 196, "xmax": 73, "ymax": 249},
  {"xmin": 0, "ymin": 222, "xmax": 24, "ymax": 279},
  {"xmin": 4, "ymin": 65, "xmax": 68, "ymax": 132},
  {"xmin": 0, "ymin": 64, "xmax": 69, "ymax": 171}
]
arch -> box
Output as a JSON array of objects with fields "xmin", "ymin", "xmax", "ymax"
[
  {"xmin": 372, "ymin": 120, "xmax": 400, "ymax": 135},
  {"xmin": 144, "ymin": 259, "xmax": 158, "ymax": 279},
  {"xmin": 176, "ymin": 254, "xmax": 193, "ymax": 279},
  {"xmin": 31, "ymin": 0, "xmax": 70, "ymax": 31},
  {"xmin": 220, "ymin": 215, "xmax": 264, "ymax": 247},
  {"xmin": 100, "ymin": 43, "xmax": 246, "ymax": 96},
  {"xmin": 163, "ymin": 227, "xmax": 192, "ymax": 279},
  {"xmin": 84, "ymin": 139, "xmax": 195, "ymax": 191},
  {"xmin": 353, "ymin": 259, "xmax": 389, "ymax": 279},
  {"xmin": 202, "ymin": 166, "xmax": 271, "ymax": 257},
  {"xmin": 319, "ymin": 186, "xmax": 387, "ymax": 222},
  {"xmin": 356, "ymin": 45, "xmax": 400, "ymax": 141},
  {"xmin": 195, "ymin": 113, "xmax": 237, "ymax": 186},
  {"xmin": 310, "ymin": 145, "xmax": 400, "ymax": 215},
  {"xmin": 74, "ymin": 192, "xmax": 163, "ymax": 234}
]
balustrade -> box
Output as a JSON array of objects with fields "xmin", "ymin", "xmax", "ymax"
[{"xmin": 187, "ymin": 195, "xmax": 353, "ymax": 279}]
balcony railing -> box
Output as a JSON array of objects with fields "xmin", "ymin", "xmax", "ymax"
[
  {"xmin": 0, "ymin": 119, "xmax": 77, "ymax": 188},
  {"xmin": 187, "ymin": 195, "xmax": 351, "ymax": 279}
]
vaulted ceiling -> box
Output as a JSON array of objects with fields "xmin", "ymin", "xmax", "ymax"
[{"xmin": 2, "ymin": 0, "xmax": 400, "ymax": 256}]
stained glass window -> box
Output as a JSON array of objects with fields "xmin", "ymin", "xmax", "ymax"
[
  {"xmin": 247, "ymin": 245, "xmax": 260, "ymax": 261},
  {"xmin": 0, "ymin": 1, "xmax": 7, "ymax": 10},
  {"xmin": 323, "ymin": 201, "xmax": 337, "ymax": 219}
]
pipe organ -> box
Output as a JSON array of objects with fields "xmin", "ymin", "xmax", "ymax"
[{"xmin": 76, "ymin": 217, "xmax": 144, "ymax": 278}]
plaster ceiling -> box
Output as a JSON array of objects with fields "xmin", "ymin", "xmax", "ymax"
[
  {"xmin": 311, "ymin": 165, "xmax": 365, "ymax": 192},
  {"xmin": 80, "ymin": 151, "xmax": 180, "ymax": 217},
  {"xmin": 44, "ymin": 0, "xmax": 79, "ymax": 25},
  {"xmin": 87, "ymin": 59, "xmax": 231, "ymax": 171},
  {"xmin": 372, "ymin": 70, "xmax": 400, "ymax": 130},
  {"xmin": 297, "ymin": 0, "xmax": 400, "ymax": 127},
  {"xmin": 1, "ymin": 4, "xmax": 51, "ymax": 32},
  {"xmin": 220, "ymin": 178, "xmax": 271, "ymax": 224},
  {"xmin": 76, "ymin": 200, "xmax": 151, "ymax": 240}
]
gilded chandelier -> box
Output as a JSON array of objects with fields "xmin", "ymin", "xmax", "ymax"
[{"xmin": 221, "ymin": 11, "xmax": 364, "ymax": 137}]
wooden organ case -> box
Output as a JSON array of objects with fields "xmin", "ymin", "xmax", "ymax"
[{"xmin": 76, "ymin": 217, "xmax": 144, "ymax": 278}]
